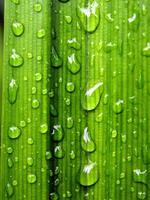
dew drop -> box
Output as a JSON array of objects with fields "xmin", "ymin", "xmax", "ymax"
[
  {"xmin": 128, "ymin": 12, "xmax": 140, "ymax": 31},
  {"xmin": 67, "ymin": 38, "xmax": 81, "ymax": 50},
  {"xmin": 27, "ymin": 174, "xmax": 37, "ymax": 184},
  {"xmin": 51, "ymin": 46, "xmax": 63, "ymax": 68},
  {"xmin": 8, "ymin": 79, "xmax": 18, "ymax": 104},
  {"xmin": 142, "ymin": 42, "xmax": 150, "ymax": 57},
  {"xmin": 27, "ymin": 137, "xmax": 34, "ymax": 145},
  {"xmin": 112, "ymin": 130, "xmax": 117, "ymax": 138},
  {"xmin": 8, "ymin": 126, "xmax": 21, "ymax": 139},
  {"xmin": 81, "ymin": 127, "xmax": 95, "ymax": 153},
  {"xmin": 54, "ymin": 145, "xmax": 65, "ymax": 159},
  {"xmin": 50, "ymin": 104, "xmax": 58, "ymax": 117},
  {"xmin": 27, "ymin": 157, "xmax": 33, "ymax": 166},
  {"xmin": 37, "ymin": 29, "xmax": 45, "ymax": 38},
  {"xmin": 9, "ymin": 49, "xmax": 24, "ymax": 67},
  {"xmin": 51, "ymin": 125, "xmax": 63, "ymax": 141},
  {"xmin": 137, "ymin": 191, "xmax": 147, "ymax": 199},
  {"xmin": 6, "ymin": 183, "xmax": 14, "ymax": 197},
  {"xmin": 12, "ymin": 22, "xmax": 24, "ymax": 36},
  {"xmin": 12, "ymin": 180, "xmax": 17, "ymax": 186},
  {"xmin": 67, "ymin": 53, "xmax": 81, "ymax": 74},
  {"xmin": 67, "ymin": 117, "xmax": 74, "ymax": 129},
  {"xmin": 40, "ymin": 123, "xmax": 48, "ymax": 134},
  {"xmin": 20, "ymin": 120, "xmax": 26, "ymax": 128},
  {"xmin": 34, "ymin": 3, "xmax": 42, "ymax": 12},
  {"xmin": 70, "ymin": 150, "xmax": 76, "ymax": 160},
  {"xmin": 113, "ymin": 100, "xmax": 124, "ymax": 114},
  {"xmin": 133, "ymin": 169, "xmax": 148, "ymax": 185},
  {"xmin": 32, "ymin": 99, "xmax": 40, "ymax": 109},
  {"xmin": 50, "ymin": 192, "xmax": 59, "ymax": 200},
  {"xmin": 77, "ymin": 0, "xmax": 100, "ymax": 33},
  {"xmin": 79, "ymin": 160, "xmax": 99, "ymax": 186},
  {"xmin": 66, "ymin": 82, "xmax": 75, "ymax": 92},
  {"xmin": 65, "ymin": 15, "xmax": 72, "ymax": 24},
  {"xmin": 45, "ymin": 151, "xmax": 52, "ymax": 160},
  {"xmin": 7, "ymin": 147, "xmax": 13, "ymax": 154},
  {"xmin": 95, "ymin": 113, "xmax": 103, "ymax": 122},
  {"xmin": 35, "ymin": 73, "xmax": 42, "ymax": 81},
  {"xmin": 81, "ymin": 81, "xmax": 103, "ymax": 111},
  {"xmin": 8, "ymin": 158, "xmax": 13, "ymax": 168}
]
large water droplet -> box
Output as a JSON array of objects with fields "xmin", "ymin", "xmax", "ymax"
[
  {"xmin": 9, "ymin": 49, "xmax": 24, "ymax": 67},
  {"xmin": 133, "ymin": 169, "xmax": 148, "ymax": 185},
  {"xmin": 8, "ymin": 126, "xmax": 21, "ymax": 139},
  {"xmin": 67, "ymin": 38, "xmax": 81, "ymax": 50},
  {"xmin": 54, "ymin": 145, "xmax": 65, "ymax": 159},
  {"xmin": 142, "ymin": 42, "xmax": 150, "ymax": 57},
  {"xmin": 81, "ymin": 81, "xmax": 103, "ymax": 111},
  {"xmin": 113, "ymin": 100, "xmax": 124, "ymax": 114},
  {"xmin": 81, "ymin": 127, "xmax": 95, "ymax": 152},
  {"xmin": 51, "ymin": 46, "xmax": 63, "ymax": 68},
  {"xmin": 67, "ymin": 53, "xmax": 81, "ymax": 74},
  {"xmin": 8, "ymin": 79, "xmax": 18, "ymax": 104},
  {"xmin": 51, "ymin": 125, "xmax": 63, "ymax": 141},
  {"xmin": 79, "ymin": 160, "xmax": 99, "ymax": 186},
  {"xmin": 77, "ymin": 0, "xmax": 100, "ymax": 33},
  {"xmin": 12, "ymin": 22, "xmax": 24, "ymax": 36},
  {"xmin": 6, "ymin": 183, "xmax": 14, "ymax": 197},
  {"xmin": 27, "ymin": 174, "xmax": 37, "ymax": 184}
]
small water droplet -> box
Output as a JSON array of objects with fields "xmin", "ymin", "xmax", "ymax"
[
  {"xmin": 67, "ymin": 38, "xmax": 81, "ymax": 50},
  {"xmin": 27, "ymin": 52, "xmax": 33, "ymax": 59},
  {"xmin": 7, "ymin": 147, "xmax": 13, "ymax": 154},
  {"xmin": 95, "ymin": 113, "xmax": 103, "ymax": 122},
  {"xmin": 142, "ymin": 42, "xmax": 150, "ymax": 57},
  {"xmin": 67, "ymin": 53, "xmax": 81, "ymax": 74},
  {"xmin": 136, "ymin": 71, "xmax": 144, "ymax": 89},
  {"xmin": 32, "ymin": 99, "xmax": 40, "ymax": 109},
  {"xmin": 8, "ymin": 158, "xmax": 13, "ymax": 168},
  {"xmin": 9, "ymin": 49, "xmax": 24, "ymax": 67},
  {"xmin": 81, "ymin": 127, "xmax": 95, "ymax": 153},
  {"xmin": 27, "ymin": 137, "xmax": 34, "ymax": 145},
  {"xmin": 27, "ymin": 174, "xmax": 37, "ymax": 184},
  {"xmin": 12, "ymin": 22, "xmax": 24, "ymax": 36},
  {"xmin": 12, "ymin": 180, "xmax": 17, "ymax": 186},
  {"xmin": 133, "ymin": 169, "xmax": 148, "ymax": 185},
  {"xmin": 79, "ymin": 160, "xmax": 99, "ymax": 186},
  {"xmin": 6, "ymin": 183, "xmax": 14, "ymax": 197},
  {"xmin": 45, "ymin": 151, "xmax": 52, "ymax": 160},
  {"xmin": 27, "ymin": 157, "xmax": 33, "ymax": 166},
  {"xmin": 8, "ymin": 126, "xmax": 21, "ymax": 139},
  {"xmin": 128, "ymin": 12, "xmax": 140, "ymax": 31},
  {"xmin": 34, "ymin": 3, "xmax": 42, "ymax": 12},
  {"xmin": 70, "ymin": 150, "xmax": 76, "ymax": 160},
  {"xmin": 54, "ymin": 145, "xmax": 65, "ymax": 159},
  {"xmin": 66, "ymin": 82, "xmax": 75, "ymax": 92},
  {"xmin": 77, "ymin": 0, "xmax": 100, "ymax": 33},
  {"xmin": 112, "ymin": 130, "xmax": 117, "ymax": 138},
  {"xmin": 137, "ymin": 191, "xmax": 147, "ymax": 199},
  {"xmin": 51, "ymin": 125, "xmax": 63, "ymax": 141},
  {"xmin": 67, "ymin": 117, "xmax": 74, "ymax": 129},
  {"xmin": 113, "ymin": 100, "xmax": 124, "ymax": 114},
  {"xmin": 50, "ymin": 104, "xmax": 58, "ymax": 117},
  {"xmin": 31, "ymin": 87, "xmax": 37, "ymax": 94},
  {"xmin": 20, "ymin": 120, "xmax": 26, "ymax": 128},
  {"xmin": 8, "ymin": 79, "xmax": 18, "ymax": 104},
  {"xmin": 50, "ymin": 192, "xmax": 59, "ymax": 200},
  {"xmin": 35, "ymin": 73, "xmax": 42, "ymax": 81},
  {"xmin": 37, "ymin": 29, "xmax": 45, "ymax": 38},
  {"xmin": 40, "ymin": 123, "xmax": 48, "ymax": 134},
  {"xmin": 65, "ymin": 15, "xmax": 72, "ymax": 24},
  {"xmin": 51, "ymin": 46, "xmax": 63, "ymax": 67},
  {"xmin": 81, "ymin": 81, "xmax": 103, "ymax": 111}
]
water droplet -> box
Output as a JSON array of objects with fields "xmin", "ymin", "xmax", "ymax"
[
  {"xmin": 104, "ymin": 42, "xmax": 116, "ymax": 53},
  {"xmin": 51, "ymin": 125, "xmax": 63, "ymax": 141},
  {"xmin": 40, "ymin": 123, "xmax": 48, "ymax": 134},
  {"xmin": 67, "ymin": 38, "xmax": 81, "ymax": 50},
  {"xmin": 67, "ymin": 117, "xmax": 74, "ymax": 129},
  {"xmin": 54, "ymin": 145, "xmax": 65, "ymax": 159},
  {"xmin": 12, "ymin": 180, "xmax": 17, "ymax": 186},
  {"xmin": 70, "ymin": 150, "xmax": 76, "ymax": 160},
  {"xmin": 67, "ymin": 53, "xmax": 81, "ymax": 74},
  {"xmin": 12, "ymin": 22, "xmax": 24, "ymax": 36},
  {"xmin": 66, "ymin": 82, "xmax": 75, "ymax": 92},
  {"xmin": 27, "ymin": 174, "xmax": 37, "ymax": 184},
  {"xmin": 96, "ymin": 113, "xmax": 103, "ymax": 122},
  {"xmin": 51, "ymin": 46, "xmax": 63, "ymax": 67},
  {"xmin": 121, "ymin": 135, "xmax": 126, "ymax": 143},
  {"xmin": 27, "ymin": 157, "xmax": 33, "ymax": 166},
  {"xmin": 113, "ymin": 100, "xmax": 124, "ymax": 114},
  {"xmin": 137, "ymin": 191, "xmax": 147, "ymax": 199},
  {"xmin": 50, "ymin": 192, "xmax": 59, "ymax": 200},
  {"xmin": 112, "ymin": 130, "xmax": 117, "ymax": 138},
  {"xmin": 66, "ymin": 191, "xmax": 72, "ymax": 198},
  {"xmin": 50, "ymin": 104, "xmax": 58, "ymax": 117},
  {"xmin": 32, "ymin": 99, "xmax": 40, "ymax": 109},
  {"xmin": 142, "ymin": 144, "xmax": 150, "ymax": 164},
  {"xmin": 27, "ymin": 137, "xmax": 34, "ymax": 145},
  {"xmin": 128, "ymin": 12, "xmax": 140, "ymax": 31},
  {"xmin": 77, "ymin": 0, "xmax": 100, "ymax": 33},
  {"xmin": 10, "ymin": 0, "xmax": 19, "ymax": 4},
  {"xmin": 37, "ymin": 29, "xmax": 45, "ymax": 38},
  {"xmin": 8, "ymin": 158, "xmax": 13, "ymax": 168},
  {"xmin": 54, "ymin": 166, "xmax": 60, "ymax": 175},
  {"xmin": 31, "ymin": 87, "xmax": 37, "ymax": 94},
  {"xmin": 27, "ymin": 52, "xmax": 33, "ymax": 59},
  {"xmin": 7, "ymin": 147, "xmax": 13, "ymax": 154},
  {"xmin": 133, "ymin": 169, "xmax": 148, "ymax": 185},
  {"xmin": 45, "ymin": 151, "xmax": 52, "ymax": 160},
  {"xmin": 8, "ymin": 126, "xmax": 21, "ymax": 139},
  {"xmin": 81, "ymin": 81, "xmax": 103, "ymax": 111},
  {"xmin": 9, "ymin": 49, "xmax": 24, "ymax": 67},
  {"xmin": 34, "ymin": 3, "xmax": 42, "ymax": 12},
  {"xmin": 136, "ymin": 71, "xmax": 144, "ymax": 89},
  {"xmin": 142, "ymin": 42, "xmax": 150, "ymax": 57},
  {"xmin": 8, "ymin": 79, "xmax": 18, "ymax": 104},
  {"xmin": 81, "ymin": 127, "xmax": 95, "ymax": 153},
  {"xmin": 105, "ymin": 13, "xmax": 114, "ymax": 22},
  {"xmin": 6, "ymin": 183, "xmax": 14, "ymax": 197},
  {"xmin": 35, "ymin": 73, "xmax": 42, "ymax": 81},
  {"xmin": 79, "ymin": 160, "xmax": 99, "ymax": 186},
  {"xmin": 20, "ymin": 120, "xmax": 26, "ymax": 128},
  {"xmin": 65, "ymin": 15, "xmax": 72, "ymax": 24}
]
